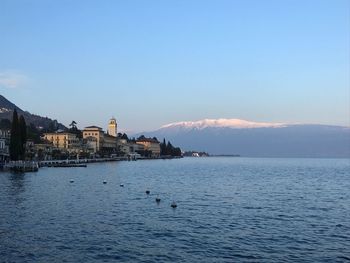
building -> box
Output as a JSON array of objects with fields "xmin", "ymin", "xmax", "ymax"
[
  {"xmin": 83, "ymin": 126, "xmax": 104, "ymax": 152},
  {"xmin": 34, "ymin": 142, "xmax": 57, "ymax": 160},
  {"xmin": 0, "ymin": 129, "xmax": 10, "ymax": 140},
  {"xmin": 117, "ymin": 139, "xmax": 141, "ymax": 155},
  {"xmin": 136, "ymin": 137, "xmax": 161, "ymax": 158},
  {"xmin": 108, "ymin": 117, "xmax": 118, "ymax": 137},
  {"xmin": 0, "ymin": 129, "xmax": 10, "ymax": 161},
  {"xmin": 84, "ymin": 136, "xmax": 98, "ymax": 153},
  {"xmin": 43, "ymin": 132, "xmax": 81, "ymax": 153},
  {"xmin": 83, "ymin": 125, "xmax": 117, "ymax": 154},
  {"xmin": 103, "ymin": 134, "xmax": 117, "ymax": 152},
  {"xmin": 0, "ymin": 138, "xmax": 6, "ymax": 151},
  {"xmin": 0, "ymin": 138, "xmax": 8, "ymax": 161}
]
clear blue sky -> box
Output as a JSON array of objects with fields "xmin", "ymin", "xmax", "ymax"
[{"xmin": 0, "ymin": 0, "xmax": 349, "ymax": 132}]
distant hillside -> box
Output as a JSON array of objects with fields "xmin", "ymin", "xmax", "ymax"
[
  {"xmin": 135, "ymin": 118, "xmax": 350, "ymax": 158},
  {"xmin": 0, "ymin": 95, "xmax": 66, "ymax": 130}
]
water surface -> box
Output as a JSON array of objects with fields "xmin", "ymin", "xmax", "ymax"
[{"xmin": 1, "ymin": 157, "xmax": 349, "ymax": 262}]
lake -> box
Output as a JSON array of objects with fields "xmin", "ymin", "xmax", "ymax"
[{"xmin": 0, "ymin": 157, "xmax": 349, "ymax": 262}]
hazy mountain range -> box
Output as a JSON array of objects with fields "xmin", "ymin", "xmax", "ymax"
[
  {"xmin": 0, "ymin": 95, "xmax": 66, "ymax": 130},
  {"xmin": 136, "ymin": 119, "xmax": 350, "ymax": 158}
]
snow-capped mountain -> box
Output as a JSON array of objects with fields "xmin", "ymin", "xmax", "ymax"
[
  {"xmin": 160, "ymin": 118, "xmax": 286, "ymax": 130},
  {"xmin": 136, "ymin": 118, "xmax": 350, "ymax": 158}
]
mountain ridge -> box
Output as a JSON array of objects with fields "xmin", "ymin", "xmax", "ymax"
[
  {"xmin": 0, "ymin": 95, "xmax": 66, "ymax": 130},
  {"xmin": 135, "ymin": 118, "xmax": 350, "ymax": 158},
  {"xmin": 160, "ymin": 118, "xmax": 287, "ymax": 130}
]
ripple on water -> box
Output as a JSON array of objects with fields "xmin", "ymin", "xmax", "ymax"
[{"xmin": 0, "ymin": 157, "xmax": 349, "ymax": 262}]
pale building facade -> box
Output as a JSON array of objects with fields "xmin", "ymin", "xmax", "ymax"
[
  {"xmin": 83, "ymin": 126, "xmax": 104, "ymax": 151},
  {"xmin": 43, "ymin": 132, "xmax": 81, "ymax": 152},
  {"xmin": 83, "ymin": 126, "xmax": 117, "ymax": 153},
  {"xmin": 136, "ymin": 138, "xmax": 161, "ymax": 158},
  {"xmin": 84, "ymin": 136, "xmax": 98, "ymax": 153},
  {"xmin": 117, "ymin": 139, "xmax": 145, "ymax": 157}
]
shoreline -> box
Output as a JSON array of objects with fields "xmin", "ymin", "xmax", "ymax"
[{"xmin": 0, "ymin": 156, "xmax": 183, "ymax": 172}]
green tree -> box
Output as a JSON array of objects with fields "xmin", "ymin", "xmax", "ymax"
[
  {"xmin": 68, "ymin": 120, "xmax": 82, "ymax": 138},
  {"xmin": 137, "ymin": 135, "xmax": 146, "ymax": 140},
  {"xmin": 0, "ymin": 119, "xmax": 11, "ymax": 129},
  {"xmin": 18, "ymin": 115, "xmax": 27, "ymax": 160},
  {"xmin": 160, "ymin": 138, "xmax": 166, "ymax": 155},
  {"xmin": 9, "ymin": 109, "xmax": 20, "ymax": 160},
  {"xmin": 166, "ymin": 141, "xmax": 173, "ymax": 156},
  {"xmin": 69, "ymin": 120, "xmax": 77, "ymax": 129},
  {"xmin": 173, "ymin": 147, "xmax": 182, "ymax": 156},
  {"xmin": 27, "ymin": 123, "xmax": 42, "ymax": 143},
  {"xmin": 121, "ymin": 133, "xmax": 129, "ymax": 140}
]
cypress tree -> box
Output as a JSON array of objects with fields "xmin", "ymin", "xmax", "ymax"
[
  {"xmin": 166, "ymin": 141, "xmax": 173, "ymax": 156},
  {"xmin": 9, "ymin": 109, "xmax": 20, "ymax": 161},
  {"xmin": 18, "ymin": 115, "xmax": 27, "ymax": 160},
  {"xmin": 161, "ymin": 138, "xmax": 166, "ymax": 155}
]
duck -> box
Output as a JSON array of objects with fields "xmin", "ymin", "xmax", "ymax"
[
  {"xmin": 70, "ymin": 179, "xmax": 74, "ymax": 183},
  {"xmin": 156, "ymin": 196, "xmax": 161, "ymax": 203},
  {"xmin": 146, "ymin": 190, "xmax": 150, "ymax": 195},
  {"xmin": 103, "ymin": 180, "xmax": 107, "ymax": 184},
  {"xmin": 171, "ymin": 201, "xmax": 177, "ymax": 208},
  {"xmin": 120, "ymin": 184, "xmax": 124, "ymax": 187}
]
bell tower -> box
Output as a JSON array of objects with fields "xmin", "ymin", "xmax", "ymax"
[{"xmin": 108, "ymin": 117, "xmax": 117, "ymax": 137}]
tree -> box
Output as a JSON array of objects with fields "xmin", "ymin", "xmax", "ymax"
[
  {"xmin": 173, "ymin": 147, "xmax": 182, "ymax": 156},
  {"xmin": 69, "ymin": 120, "xmax": 77, "ymax": 129},
  {"xmin": 121, "ymin": 133, "xmax": 129, "ymax": 140},
  {"xmin": 68, "ymin": 120, "xmax": 82, "ymax": 138},
  {"xmin": 18, "ymin": 115, "xmax": 27, "ymax": 159},
  {"xmin": 9, "ymin": 109, "xmax": 20, "ymax": 160},
  {"xmin": 160, "ymin": 138, "xmax": 167, "ymax": 155},
  {"xmin": 47, "ymin": 121, "xmax": 56, "ymax": 132},
  {"xmin": 159, "ymin": 138, "xmax": 182, "ymax": 157},
  {"xmin": 137, "ymin": 135, "xmax": 146, "ymax": 140},
  {"xmin": 27, "ymin": 123, "xmax": 41, "ymax": 143},
  {"xmin": 0, "ymin": 119, "xmax": 11, "ymax": 129},
  {"xmin": 166, "ymin": 141, "xmax": 173, "ymax": 156}
]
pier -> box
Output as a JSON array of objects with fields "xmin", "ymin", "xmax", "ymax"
[
  {"xmin": 3, "ymin": 161, "xmax": 39, "ymax": 172},
  {"xmin": 39, "ymin": 157, "xmax": 128, "ymax": 167}
]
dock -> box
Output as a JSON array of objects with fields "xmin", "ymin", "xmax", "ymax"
[
  {"xmin": 3, "ymin": 161, "xmax": 39, "ymax": 172},
  {"xmin": 39, "ymin": 157, "xmax": 128, "ymax": 167}
]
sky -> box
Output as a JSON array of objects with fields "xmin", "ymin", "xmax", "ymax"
[{"xmin": 0, "ymin": 0, "xmax": 349, "ymax": 132}]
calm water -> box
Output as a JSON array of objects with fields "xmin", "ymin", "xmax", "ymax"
[{"xmin": 0, "ymin": 157, "xmax": 350, "ymax": 262}]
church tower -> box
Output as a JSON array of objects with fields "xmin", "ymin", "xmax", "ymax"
[{"xmin": 108, "ymin": 117, "xmax": 118, "ymax": 137}]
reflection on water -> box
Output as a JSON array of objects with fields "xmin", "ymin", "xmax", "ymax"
[
  {"xmin": 9, "ymin": 173, "xmax": 26, "ymax": 197},
  {"xmin": 0, "ymin": 158, "xmax": 350, "ymax": 262}
]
